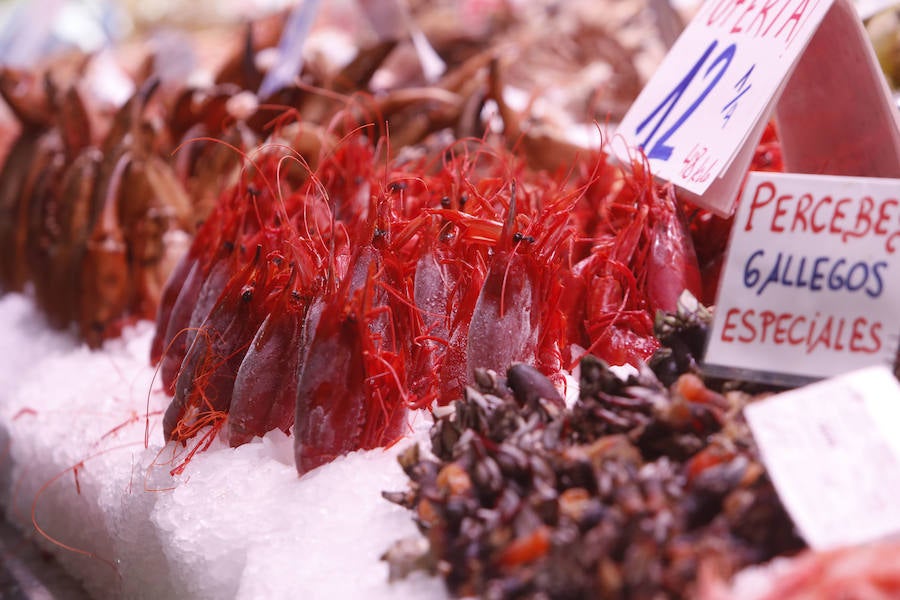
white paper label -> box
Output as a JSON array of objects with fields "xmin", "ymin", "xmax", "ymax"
[
  {"xmin": 616, "ymin": 0, "xmax": 833, "ymax": 196},
  {"xmin": 855, "ymin": 0, "xmax": 900, "ymax": 19},
  {"xmin": 745, "ymin": 365, "xmax": 900, "ymax": 550},
  {"xmin": 705, "ymin": 172, "xmax": 900, "ymax": 383}
]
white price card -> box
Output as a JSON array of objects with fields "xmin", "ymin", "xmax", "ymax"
[
  {"xmin": 704, "ymin": 172, "xmax": 900, "ymax": 385},
  {"xmin": 745, "ymin": 365, "xmax": 900, "ymax": 550},
  {"xmin": 617, "ymin": 0, "xmax": 833, "ymax": 196},
  {"xmin": 616, "ymin": 0, "xmax": 900, "ymax": 216}
]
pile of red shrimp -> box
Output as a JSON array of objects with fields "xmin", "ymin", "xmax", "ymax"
[{"xmin": 150, "ymin": 120, "xmax": 711, "ymax": 476}]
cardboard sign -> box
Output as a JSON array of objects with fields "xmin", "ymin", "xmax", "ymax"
[
  {"xmin": 616, "ymin": 0, "xmax": 900, "ymax": 215},
  {"xmin": 745, "ymin": 365, "xmax": 900, "ymax": 549},
  {"xmin": 704, "ymin": 172, "xmax": 900, "ymax": 385}
]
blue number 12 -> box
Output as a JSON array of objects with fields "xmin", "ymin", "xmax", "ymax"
[{"xmin": 636, "ymin": 40, "xmax": 736, "ymax": 161}]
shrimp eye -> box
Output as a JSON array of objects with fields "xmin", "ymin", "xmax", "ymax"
[
  {"xmin": 241, "ymin": 288, "xmax": 253, "ymax": 302},
  {"xmin": 439, "ymin": 223, "xmax": 457, "ymax": 243},
  {"xmin": 524, "ymin": 236, "xmax": 535, "ymax": 244},
  {"xmin": 388, "ymin": 181, "xmax": 407, "ymax": 192},
  {"xmin": 459, "ymin": 193, "xmax": 468, "ymax": 206},
  {"xmin": 373, "ymin": 228, "xmax": 387, "ymax": 240},
  {"xmin": 512, "ymin": 232, "xmax": 524, "ymax": 243},
  {"xmin": 440, "ymin": 196, "xmax": 451, "ymax": 208}
]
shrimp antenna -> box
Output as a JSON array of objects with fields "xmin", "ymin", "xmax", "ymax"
[{"xmin": 500, "ymin": 179, "xmax": 517, "ymax": 251}]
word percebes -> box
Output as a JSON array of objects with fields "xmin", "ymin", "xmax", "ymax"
[{"xmin": 742, "ymin": 180, "xmax": 900, "ymax": 252}]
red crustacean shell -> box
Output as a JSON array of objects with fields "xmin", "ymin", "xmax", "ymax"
[
  {"xmin": 164, "ymin": 244, "xmax": 270, "ymax": 442},
  {"xmin": 645, "ymin": 186, "xmax": 702, "ymax": 315},
  {"xmin": 226, "ymin": 265, "xmax": 308, "ymax": 447},
  {"xmin": 150, "ymin": 125, "xmax": 742, "ymax": 476},
  {"xmin": 293, "ymin": 246, "xmax": 408, "ymax": 475},
  {"xmin": 466, "ymin": 248, "xmax": 539, "ymax": 382}
]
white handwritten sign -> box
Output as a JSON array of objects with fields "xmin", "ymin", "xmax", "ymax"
[
  {"xmin": 745, "ymin": 365, "xmax": 900, "ymax": 549},
  {"xmin": 616, "ymin": 0, "xmax": 900, "ymax": 215},
  {"xmin": 617, "ymin": 0, "xmax": 833, "ymax": 195},
  {"xmin": 704, "ymin": 172, "xmax": 900, "ymax": 385}
]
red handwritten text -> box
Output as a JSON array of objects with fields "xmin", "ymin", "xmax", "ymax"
[
  {"xmin": 705, "ymin": 0, "xmax": 818, "ymax": 46},
  {"xmin": 719, "ymin": 307, "xmax": 882, "ymax": 354},
  {"xmin": 742, "ymin": 179, "xmax": 900, "ymax": 252}
]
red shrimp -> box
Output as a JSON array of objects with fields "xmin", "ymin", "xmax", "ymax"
[
  {"xmin": 430, "ymin": 174, "xmax": 577, "ymax": 399},
  {"xmin": 437, "ymin": 256, "xmax": 484, "ymax": 404},
  {"xmin": 155, "ymin": 169, "xmax": 272, "ymax": 391},
  {"xmin": 184, "ymin": 240, "xmax": 242, "ymax": 353},
  {"xmin": 226, "ymin": 262, "xmax": 311, "ymax": 446},
  {"xmin": 427, "ymin": 206, "xmax": 489, "ymax": 404},
  {"xmin": 292, "ymin": 170, "xmax": 429, "ymax": 463},
  {"xmin": 645, "ymin": 184, "xmax": 702, "ymax": 314},
  {"xmin": 371, "ymin": 185, "xmax": 437, "ymax": 408},
  {"xmin": 566, "ymin": 248, "xmax": 658, "ymax": 367},
  {"xmin": 465, "ymin": 184, "xmax": 540, "ymax": 380},
  {"xmin": 157, "ymin": 233, "xmax": 237, "ymax": 394},
  {"xmin": 164, "ymin": 244, "xmax": 270, "ymax": 442},
  {"xmin": 408, "ymin": 221, "xmax": 455, "ymax": 405},
  {"xmin": 564, "ymin": 155, "xmax": 704, "ymax": 367},
  {"xmin": 521, "ymin": 181, "xmax": 581, "ymax": 381},
  {"xmin": 567, "ymin": 164, "xmax": 657, "ymax": 367},
  {"xmin": 293, "ymin": 244, "xmax": 408, "ymax": 475},
  {"xmin": 585, "ymin": 296, "xmax": 658, "ymax": 366},
  {"xmin": 157, "ymin": 257, "xmax": 204, "ymax": 392}
]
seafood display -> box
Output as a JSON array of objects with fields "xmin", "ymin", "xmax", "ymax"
[
  {"xmin": 0, "ymin": 0, "xmax": 670, "ymax": 346},
  {"xmin": 3, "ymin": 1, "xmax": 898, "ymax": 598},
  {"xmin": 381, "ymin": 303, "xmax": 806, "ymax": 598},
  {"xmin": 0, "ymin": 59, "xmax": 210, "ymax": 347},
  {"xmin": 129, "ymin": 1, "xmax": 708, "ymax": 474},
  {"xmin": 150, "ymin": 123, "xmax": 708, "ymax": 475},
  {"xmin": 150, "ymin": 107, "xmax": 782, "ymax": 476},
  {"xmin": 0, "ymin": 1, "xmax": 731, "ymax": 485}
]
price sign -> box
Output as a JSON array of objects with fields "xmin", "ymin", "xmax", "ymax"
[
  {"xmin": 704, "ymin": 172, "xmax": 900, "ymax": 386},
  {"xmin": 617, "ymin": 0, "xmax": 834, "ymax": 197},
  {"xmin": 745, "ymin": 365, "xmax": 900, "ymax": 549},
  {"xmin": 616, "ymin": 0, "xmax": 900, "ymax": 216}
]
